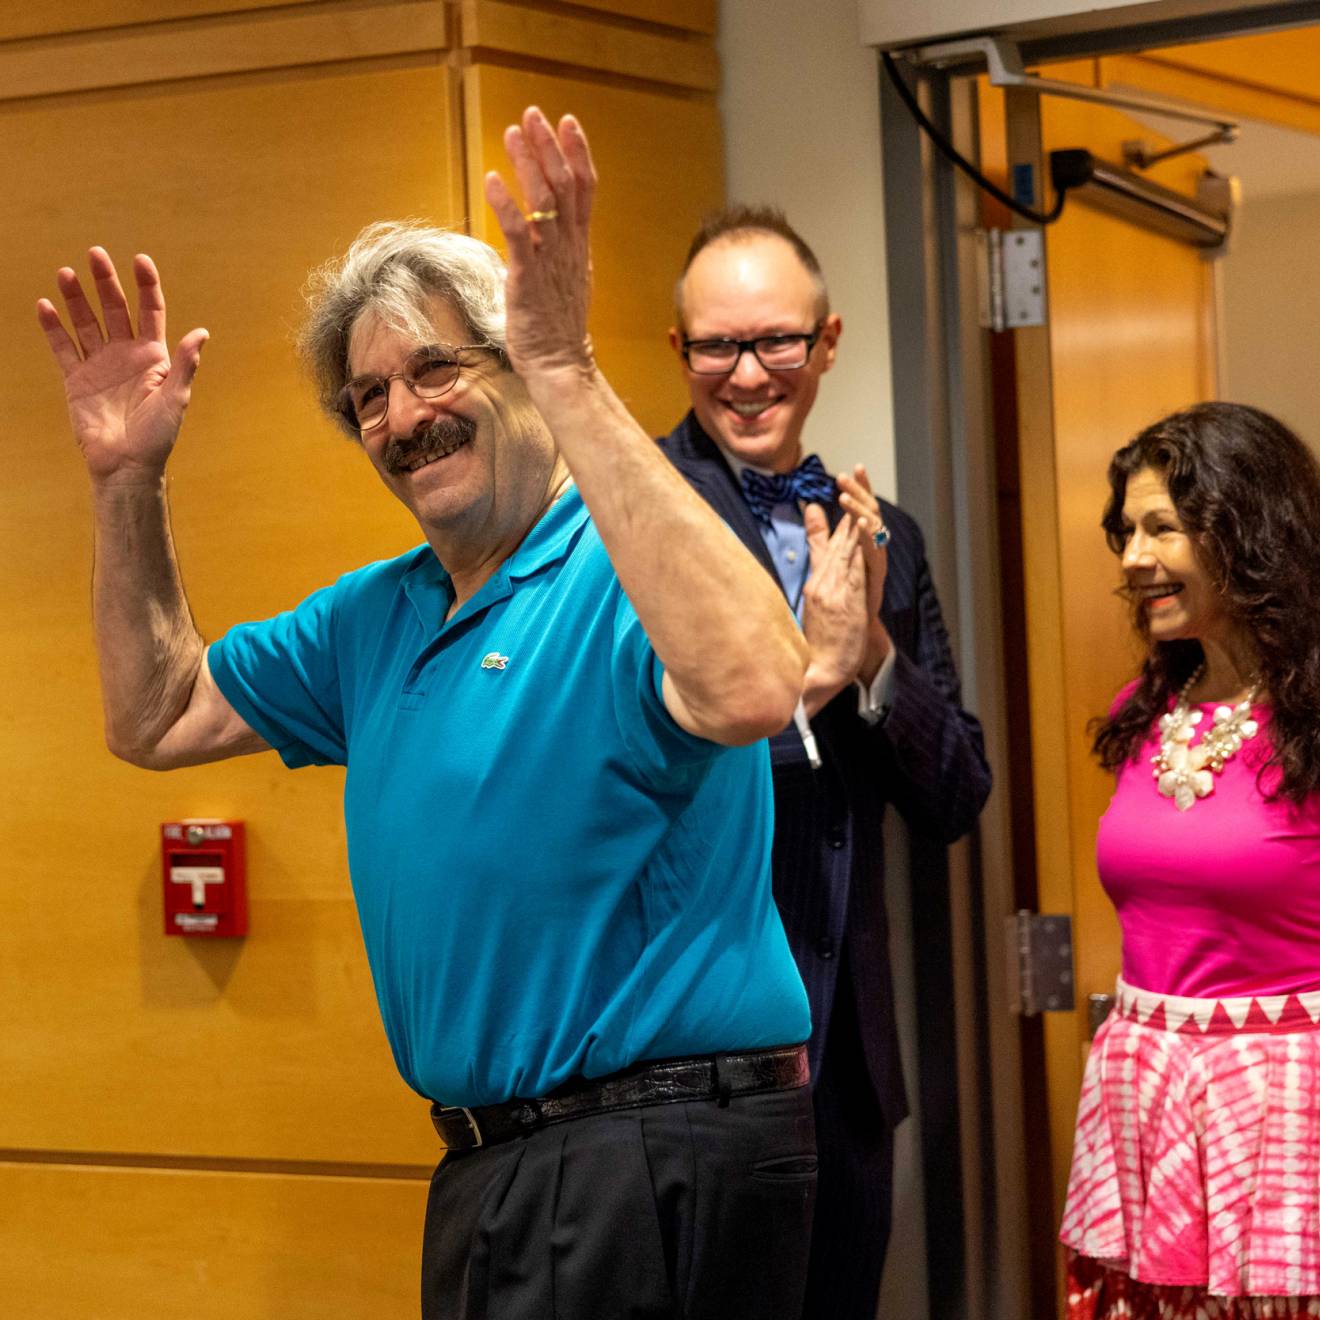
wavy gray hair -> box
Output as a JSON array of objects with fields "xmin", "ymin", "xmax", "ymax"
[{"xmin": 298, "ymin": 220, "xmax": 508, "ymax": 427}]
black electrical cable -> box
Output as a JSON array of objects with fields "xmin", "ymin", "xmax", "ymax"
[{"xmin": 881, "ymin": 52, "xmax": 1068, "ymax": 226}]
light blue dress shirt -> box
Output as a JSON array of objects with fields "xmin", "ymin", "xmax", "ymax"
[{"xmin": 717, "ymin": 446, "xmax": 896, "ymax": 719}]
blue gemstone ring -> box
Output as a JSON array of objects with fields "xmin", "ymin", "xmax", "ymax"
[{"xmin": 873, "ymin": 525, "xmax": 890, "ymax": 549}]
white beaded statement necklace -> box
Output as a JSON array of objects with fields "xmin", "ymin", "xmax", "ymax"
[{"xmin": 1152, "ymin": 664, "xmax": 1260, "ymax": 811}]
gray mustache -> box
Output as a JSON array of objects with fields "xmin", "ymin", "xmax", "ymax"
[{"xmin": 381, "ymin": 417, "xmax": 477, "ymax": 475}]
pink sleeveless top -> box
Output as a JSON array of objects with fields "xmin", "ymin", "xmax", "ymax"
[{"xmin": 1096, "ymin": 696, "xmax": 1320, "ymax": 998}]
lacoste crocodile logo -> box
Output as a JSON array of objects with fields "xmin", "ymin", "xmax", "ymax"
[{"xmin": 480, "ymin": 652, "xmax": 510, "ymax": 670}]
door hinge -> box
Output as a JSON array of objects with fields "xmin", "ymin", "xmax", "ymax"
[
  {"xmin": 977, "ymin": 227, "xmax": 1046, "ymax": 332},
  {"xmin": 1007, "ymin": 910, "xmax": 1075, "ymax": 1016},
  {"xmin": 1088, "ymin": 991, "xmax": 1115, "ymax": 1037}
]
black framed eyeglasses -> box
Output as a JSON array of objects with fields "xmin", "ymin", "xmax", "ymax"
[
  {"xmin": 336, "ymin": 343, "xmax": 495, "ymax": 434},
  {"xmin": 680, "ymin": 322, "xmax": 824, "ymax": 375}
]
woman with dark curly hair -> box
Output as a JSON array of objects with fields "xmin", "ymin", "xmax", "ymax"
[{"xmin": 1060, "ymin": 401, "xmax": 1320, "ymax": 1320}]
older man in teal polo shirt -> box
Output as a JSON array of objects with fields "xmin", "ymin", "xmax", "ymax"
[{"xmin": 39, "ymin": 110, "xmax": 820, "ymax": 1317}]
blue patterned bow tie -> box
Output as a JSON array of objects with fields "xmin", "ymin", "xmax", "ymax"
[{"xmin": 740, "ymin": 454, "xmax": 836, "ymax": 526}]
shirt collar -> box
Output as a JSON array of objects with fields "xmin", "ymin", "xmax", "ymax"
[
  {"xmin": 715, "ymin": 442, "xmax": 775, "ymax": 483},
  {"xmin": 710, "ymin": 438, "xmax": 819, "ymax": 487},
  {"xmin": 503, "ymin": 484, "xmax": 587, "ymax": 581},
  {"xmin": 401, "ymin": 484, "xmax": 588, "ymax": 625}
]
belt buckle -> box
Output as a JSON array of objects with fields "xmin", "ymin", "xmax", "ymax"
[{"xmin": 434, "ymin": 1104, "xmax": 484, "ymax": 1150}]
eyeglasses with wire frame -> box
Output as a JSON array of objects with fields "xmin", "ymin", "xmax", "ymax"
[
  {"xmin": 336, "ymin": 343, "xmax": 496, "ymax": 434},
  {"xmin": 680, "ymin": 322, "xmax": 825, "ymax": 375}
]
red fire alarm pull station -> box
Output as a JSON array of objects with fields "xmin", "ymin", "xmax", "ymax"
[{"xmin": 161, "ymin": 820, "xmax": 247, "ymax": 937}]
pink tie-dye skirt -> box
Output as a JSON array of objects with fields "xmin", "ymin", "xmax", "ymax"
[{"xmin": 1061, "ymin": 978, "xmax": 1320, "ymax": 1313}]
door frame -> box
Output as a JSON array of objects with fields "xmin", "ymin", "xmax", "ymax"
[{"xmin": 875, "ymin": 6, "xmax": 1315, "ymax": 1315}]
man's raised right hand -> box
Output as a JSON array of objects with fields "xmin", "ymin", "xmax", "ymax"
[{"xmin": 37, "ymin": 248, "xmax": 207, "ymax": 485}]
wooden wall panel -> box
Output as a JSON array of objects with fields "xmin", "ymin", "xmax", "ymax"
[
  {"xmin": 0, "ymin": 0, "xmax": 717, "ymax": 48},
  {"xmin": 2, "ymin": 3, "xmax": 723, "ymax": 1312},
  {"xmin": 460, "ymin": 0, "xmax": 717, "ymax": 89},
  {"xmin": 0, "ymin": 1161, "xmax": 428, "ymax": 1320},
  {"xmin": 465, "ymin": 63, "xmax": 723, "ymax": 436},
  {"xmin": 0, "ymin": 2, "xmax": 449, "ymax": 103},
  {"xmin": 0, "ymin": 0, "xmax": 323, "ymax": 44},
  {"xmin": 1, "ymin": 59, "xmax": 468, "ymax": 1168},
  {"xmin": 556, "ymin": 0, "xmax": 717, "ymax": 33}
]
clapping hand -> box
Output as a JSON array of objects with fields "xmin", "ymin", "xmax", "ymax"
[
  {"xmin": 837, "ymin": 465, "xmax": 888, "ymax": 620},
  {"xmin": 837, "ymin": 464, "xmax": 893, "ymax": 676},
  {"xmin": 37, "ymin": 248, "xmax": 207, "ymax": 486},
  {"xmin": 800, "ymin": 505, "xmax": 868, "ymax": 713}
]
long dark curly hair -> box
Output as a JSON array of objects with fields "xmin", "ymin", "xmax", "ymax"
[{"xmin": 1092, "ymin": 402, "xmax": 1320, "ymax": 802}]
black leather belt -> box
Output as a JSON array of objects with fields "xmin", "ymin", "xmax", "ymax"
[{"xmin": 430, "ymin": 1043, "xmax": 809, "ymax": 1151}]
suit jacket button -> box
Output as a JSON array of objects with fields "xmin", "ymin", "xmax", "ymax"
[
  {"xmin": 828, "ymin": 829, "xmax": 845, "ymax": 849},
  {"xmin": 815, "ymin": 936, "xmax": 835, "ymax": 960}
]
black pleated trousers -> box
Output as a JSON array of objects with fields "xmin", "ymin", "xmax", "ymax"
[
  {"xmin": 800, "ymin": 975, "xmax": 896, "ymax": 1320},
  {"xmin": 421, "ymin": 1083, "xmax": 817, "ymax": 1320}
]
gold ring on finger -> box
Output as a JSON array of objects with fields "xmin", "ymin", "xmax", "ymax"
[{"xmin": 524, "ymin": 209, "xmax": 559, "ymax": 222}]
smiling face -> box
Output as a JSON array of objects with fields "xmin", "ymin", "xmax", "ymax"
[
  {"xmin": 1119, "ymin": 466, "xmax": 1231, "ymax": 644},
  {"xmin": 347, "ymin": 295, "xmax": 554, "ymax": 547},
  {"xmin": 671, "ymin": 233, "xmax": 840, "ymax": 473}
]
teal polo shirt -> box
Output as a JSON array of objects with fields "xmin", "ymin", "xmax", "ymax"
[{"xmin": 209, "ymin": 489, "xmax": 810, "ymax": 1106}]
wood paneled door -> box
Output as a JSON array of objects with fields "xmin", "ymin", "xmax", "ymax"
[{"xmin": 978, "ymin": 62, "xmax": 1218, "ymax": 1314}]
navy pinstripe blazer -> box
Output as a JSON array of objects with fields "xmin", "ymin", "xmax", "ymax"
[{"xmin": 660, "ymin": 413, "xmax": 991, "ymax": 1126}]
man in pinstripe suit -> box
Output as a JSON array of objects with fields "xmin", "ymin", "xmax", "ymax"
[{"xmin": 660, "ymin": 208, "xmax": 992, "ymax": 1320}]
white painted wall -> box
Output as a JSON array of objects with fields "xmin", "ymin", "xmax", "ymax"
[
  {"xmin": 1220, "ymin": 189, "xmax": 1320, "ymax": 450},
  {"xmin": 717, "ymin": 0, "xmax": 897, "ymax": 498},
  {"xmin": 1161, "ymin": 114, "xmax": 1320, "ymax": 448}
]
